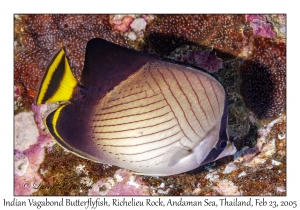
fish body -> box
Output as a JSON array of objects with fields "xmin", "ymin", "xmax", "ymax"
[{"xmin": 36, "ymin": 38, "xmax": 236, "ymax": 176}]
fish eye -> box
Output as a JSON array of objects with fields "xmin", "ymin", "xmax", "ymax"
[{"xmin": 217, "ymin": 140, "xmax": 227, "ymax": 150}]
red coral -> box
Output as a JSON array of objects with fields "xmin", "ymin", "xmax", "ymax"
[
  {"xmin": 112, "ymin": 15, "xmax": 134, "ymax": 32},
  {"xmin": 147, "ymin": 14, "xmax": 250, "ymax": 57}
]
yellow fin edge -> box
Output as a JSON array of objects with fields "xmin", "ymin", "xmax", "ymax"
[{"xmin": 50, "ymin": 104, "xmax": 66, "ymax": 142}]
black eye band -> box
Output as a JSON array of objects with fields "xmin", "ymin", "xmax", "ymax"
[
  {"xmin": 219, "ymin": 97, "xmax": 229, "ymax": 140},
  {"xmin": 200, "ymin": 147, "xmax": 222, "ymax": 166},
  {"xmin": 200, "ymin": 139, "xmax": 228, "ymax": 166}
]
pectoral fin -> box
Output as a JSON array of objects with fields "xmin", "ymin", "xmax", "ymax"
[{"xmin": 162, "ymin": 146, "xmax": 193, "ymax": 167}]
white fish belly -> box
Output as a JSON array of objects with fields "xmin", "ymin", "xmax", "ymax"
[{"xmin": 90, "ymin": 61, "xmax": 225, "ymax": 175}]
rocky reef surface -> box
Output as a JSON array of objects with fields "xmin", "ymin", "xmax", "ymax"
[{"xmin": 14, "ymin": 14, "xmax": 286, "ymax": 196}]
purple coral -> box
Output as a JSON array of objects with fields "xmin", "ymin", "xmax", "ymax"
[
  {"xmin": 14, "ymin": 104, "xmax": 55, "ymax": 195},
  {"xmin": 169, "ymin": 45, "xmax": 223, "ymax": 73},
  {"xmin": 246, "ymin": 15, "xmax": 276, "ymax": 38},
  {"xmin": 192, "ymin": 51, "xmax": 223, "ymax": 73},
  {"xmin": 14, "ymin": 145, "xmax": 44, "ymax": 195}
]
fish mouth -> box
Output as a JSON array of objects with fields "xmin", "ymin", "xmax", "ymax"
[
  {"xmin": 216, "ymin": 142, "xmax": 237, "ymax": 160},
  {"xmin": 199, "ymin": 141, "xmax": 237, "ymax": 166}
]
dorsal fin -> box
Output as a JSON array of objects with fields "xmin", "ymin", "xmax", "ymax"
[
  {"xmin": 35, "ymin": 48, "xmax": 78, "ymax": 104},
  {"xmin": 80, "ymin": 38, "xmax": 155, "ymax": 98}
]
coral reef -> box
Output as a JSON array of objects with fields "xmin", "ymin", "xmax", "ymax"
[
  {"xmin": 14, "ymin": 84, "xmax": 25, "ymax": 113},
  {"xmin": 266, "ymin": 15, "xmax": 286, "ymax": 38},
  {"xmin": 246, "ymin": 14, "xmax": 286, "ymax": 39},
  {"xmin": 111, "ymin": 15, "xmax": 134, "ymax": 33},
  {"xmin": 14, "ymin": 105, "xmax": 55, "ymax": 195},
  {"xmin": 130, "ymin": 18, "xmax": 147, "ymax": 32},
  {"xmin": 146, "ymin": 14, "xmax": 251, "ymax": 57},
  {"xmin": 111, "ymin": 15, "xmax": 154, "ymax": 49},
  {"xmin": 240, "ymin": 38, "xmax": 286, "ymax": 119},
  {"xmin": 14, "ymin": 14, "xmax": 286, "ymax": 196},
  {"xmin": 14, "ymin": 111, "xmax": 39, "ymax": 151},
  {"xmin": 246, "ymin": 15, "xmax": 276, "ymax": 38},
  {"xmin": 214, "ymin": 61, "xmax": 252, "ymax": 139},
  {"xmin": 88, "ymin": 169, "xmax": 149, "ymax": 196},
  {"xmin": 168, "ymin": 45, "xmax": 223, "ymax": 73}
]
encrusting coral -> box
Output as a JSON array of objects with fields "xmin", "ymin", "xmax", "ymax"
[
  {"xmin": 240, "ymin": 38, "xmax": 286, "ymax": 119},
  {"xmin": 147, "ymin": 14, "xmax": 251, "ymax": 57}
]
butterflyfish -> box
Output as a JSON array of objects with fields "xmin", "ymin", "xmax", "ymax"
[{"xmin": 35, "ymin": 38, "xmax": 236, "ymax": 176}]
